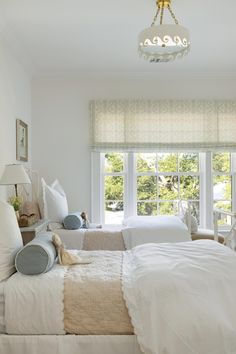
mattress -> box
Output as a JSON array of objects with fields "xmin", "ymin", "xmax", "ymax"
[{"xmin": 0, "ymin": 281, "xmax": 5, "ymax": 334}]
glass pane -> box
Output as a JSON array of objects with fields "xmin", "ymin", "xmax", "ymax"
[
  {"xmin": 159, "ymin": 202, "xmax": 177, "ymax": 215},
  {"xmin": 178, "ymin": 153, "xmax": 199, "ymax": 172},
  {"xmin": 105, "ymin": 176, "xmax": 124, "ymax": 200},
  {"xmin": 158, "ymin": 175, "xmax": 178, "ymax": 200},
  {"xmin": 105, "ymin": 153, "xmax": 124, "ymax": 173},
  {"xmin": 212, "ymin": 153, "xmax": 230, "ymax": 173},
  {"xmin": 137, "ymin": 176, "xmax": 157, "ymax": 200},
  {"xmin": 158, "ymin": 153, "xmax": 178, "ymax": 172},
  {"xmin": 214, "ymin": 201, "xmax": 232, "ymax": 226},
  {"xmin": 137, "ymin": 202, "xmax": 157, "ymax": 216},
  {"xmin": 136, "ymin": 153, "xmax": 156, "ymax": 172},
  {"xmin": 180, "ymin": 176, "xmax": 199, "ymax": 200},
  {"xmin": 213, "ymin": 175, "xmax": 231, "ymax": 200},
  {"xmin": 105, "ymin": 201, "xmax": 124, "ymax": 224}
]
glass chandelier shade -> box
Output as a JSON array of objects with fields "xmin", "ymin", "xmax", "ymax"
[{"xmin": 138, "ymin": 0, "xmax": 190, "ymax": 63}]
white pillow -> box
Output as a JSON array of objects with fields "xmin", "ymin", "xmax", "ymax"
[
  {"xmin": 122, "ymin": 215, "xmax": 191, "ymax": 249},
  {"xmin": 41, "ymin": 178, "xmax": 68, "ymax": 223},
  {"xmin": 123, "ymin": 215, "xmax": 184, "ymax": 228},
  {"xmin": 0, "ymin": 201, "xmax": 23, "ymax": 281}
]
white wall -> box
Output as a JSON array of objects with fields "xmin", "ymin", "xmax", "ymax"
[
  {"xmin": 32, "ymin": 74, "xmax": 236, "ymax": 218},
  {"xmin": 0, "ymin": 38, "xmax": 31, "ymax": 201}
]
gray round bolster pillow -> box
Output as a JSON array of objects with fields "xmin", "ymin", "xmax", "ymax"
[
  {"xmin": 15, "ymin": 233, "xmax": 56, "ymax": 275},
  {"xmin": 63, "ymin": 212, "xmax": 83, "ymax": 230}
]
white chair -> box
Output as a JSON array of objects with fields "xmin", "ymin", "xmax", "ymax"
[
  {"xmin": 213, "ymin": 209, "xmax": 236, "ymax": 249},
  {"xmin": 180, "ymin": 201, "xmax": 225, "ymax": 244}
]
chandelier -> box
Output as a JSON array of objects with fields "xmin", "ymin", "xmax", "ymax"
[{"xmin": 138, "ymin": 0, "xmax": 190, "ymax": 63}]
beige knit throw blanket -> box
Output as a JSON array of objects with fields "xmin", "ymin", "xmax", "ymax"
[
  {"xmin": 64, "ymin": 250, "xmax": 133, "ymax": 334},
  {"xmin": 83, "ymin": 230, "xmax": 126, "ymax": 251}
]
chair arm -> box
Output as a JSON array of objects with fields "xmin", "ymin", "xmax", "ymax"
[{"xmin": 214, "ymin": 209, "xmax": 236, "ymax": 218}]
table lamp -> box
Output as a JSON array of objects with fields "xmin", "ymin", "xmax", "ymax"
[{"xmin": 0, "ymin": 164, "xmax": 31, "ymax": 197}]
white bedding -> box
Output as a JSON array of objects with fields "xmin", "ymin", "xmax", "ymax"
[
  {"xmin": 0, "ymin": 334, "xmax": 143, "ymax": 354},
  {"xmin": 5, "ymin": 265, "xmax": 66, "ymax": 335},
  {"xmin": 5, "ymin": 240, "xmax": 236, "ymax": 354},
  {"xmin": 122, "ymin": 216, "xmax": 191, "ymax": 249},
  {"xmin": 123, "ymin": 240, "xmax": 236, "ymax": 354}
]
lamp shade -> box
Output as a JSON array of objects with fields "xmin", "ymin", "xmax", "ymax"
[{"xmin": 0, "ymin": 164, "xmax": 31, "ymax": 185}]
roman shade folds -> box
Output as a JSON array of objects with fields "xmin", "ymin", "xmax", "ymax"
[{"xmin": 90, "ymin": 100, "xmax": 236, "ymax": 151}]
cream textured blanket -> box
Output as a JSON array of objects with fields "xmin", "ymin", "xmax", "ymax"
[
  {"xmin": 64, "ymin": 250, "xmax": 133, "ymax": 334},
  {"xmin": 83, "ymin": 230, "xmax": 126, "ymax": 251}
]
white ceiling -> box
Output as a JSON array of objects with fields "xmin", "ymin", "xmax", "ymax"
[{"xmin": 0, "ymin": 0, "xmax": 236, "ymax": 76}]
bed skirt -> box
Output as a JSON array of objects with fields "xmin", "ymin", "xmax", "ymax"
[{"xmin": 0, "ymin": 334, "xmax": 142, "ymax": 354}]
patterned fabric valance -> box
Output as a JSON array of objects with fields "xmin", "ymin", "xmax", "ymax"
[{"xmin": 90, "ymin": 100, "xmax": 236, "ymax": 151}]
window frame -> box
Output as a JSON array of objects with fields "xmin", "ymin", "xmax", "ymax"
[
  {"xmin": 91, "ymin": 151, "xmax": 236, "ymax": 228},
  {"xmin": 134, "ymin": 153, "xmax": 201, "ymax": 219}
]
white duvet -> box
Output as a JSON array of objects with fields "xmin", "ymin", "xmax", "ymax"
[
  {"xmin": 5, "ymin": 265, "xmax": 67, "ymax": 335},
  {"xmin": 123, "ymin": 240, "xmax": 236, "ymax": 354}
]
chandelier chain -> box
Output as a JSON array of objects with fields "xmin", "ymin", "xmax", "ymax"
[
  {"xmin": 151, "ymin": 6, "xmax": 161, "ymax": 26},
  {"xmin": 167, "ymin": 5, "xmax": 179, "ymax": 25},
  {"xmin": 160, "ymin": 5, "xmax": 164, "ymax": 25}
]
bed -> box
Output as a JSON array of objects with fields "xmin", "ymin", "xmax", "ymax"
[
  {"xmin": 1, "ymin": 203, "xmax": 236, "ymax": 354},
  {"xmin": 2, "ymin": 240, "xmax": 236, "ymax": 354}
]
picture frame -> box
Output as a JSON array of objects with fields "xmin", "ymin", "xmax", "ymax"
[{"xmin": 16, "ymin": 119, "xmax": 28, "ymax": 162}]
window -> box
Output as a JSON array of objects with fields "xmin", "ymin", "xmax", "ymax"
[
  {"xmin": 136, "ymin": 153, "xmax": 200, "ymax": 222},
  {"xmin": 103, "ymin": 153, "xmax": 126, "ymax": 224},
  {"xmin": 212, "ymin": 153, "xmax": 233, "ymax": 226},
  {"xmin": 93, "ymin": 151, "xmax": 236, "ymax": 227}
]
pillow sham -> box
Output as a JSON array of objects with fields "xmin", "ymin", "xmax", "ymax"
[
  {"xmin": 42, "ymin": 178, "xmax": 68, "ymax": 223},
  {"xmin": 0, "ymin": 201, "xmax": 23, "ymax": 281},
  {"xmin": 15, "ymin": 233, "xmax": 56, "ymax": 275},
  {"xmin": 123, "ymin": 215, "xmax": 186, "ymax": 228},
  {"xmin": 122, "ymin": 215, "xmax": 191, "ymax": 249}
]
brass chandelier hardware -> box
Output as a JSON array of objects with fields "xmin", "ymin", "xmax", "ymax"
[{"xmin": 138, "ymin": 0, "xmax": 190, "ymax": 63}]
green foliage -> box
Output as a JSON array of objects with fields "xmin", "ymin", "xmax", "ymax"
[
  {"xmin": 105, "ymin": 152, "xmax": 201, "ymax": 218},
  {"xmin": 158, "ymin": 175, "xmax": 178, "ymax": 200},
  {"xmin": 136, "ymin": 154, "xmax": 156, "ymax": 172},
  {"xmin": 212, "ymin": 153, "xmax": 232, "ymax": 225},
  {"xmin": 105, "ymin": 153, "xmax": 123, "ymax": 173},
  {"xmin": 180, "ymin": 176, "xmax": 199, "ymax": 200},
  {"xmin": 9, "ymin": 196, "xmax": 22, "ymax": 211},
  {"xmin": 212, "ymin": 153, "xmax": 230, "ymax": 173},
  {"xmin": 179, "ymin": 153, "xmax": 199, "ymax": 172},
  {"xmin": 137, "ymin": 202, "xmax": 157, "ymax": 216},
  {"xmin": 158, "ymin": 154, "xmax": 177, "ymax": 172},
  {"xmin": 137, "ymin": 176, "xmax": 157, "ymax": 200},
  {"xmin": 104, "ymin": 153, "xmax": 124, "ymax": 202},
  {"xmin": 159, "ymin": 202, "xmax": 176, "ymax": 215},
  {"xmin": 105, "ymin": 176, "xmax": 123, "ymax": 200}
]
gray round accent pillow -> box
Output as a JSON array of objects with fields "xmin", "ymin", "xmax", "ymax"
[
  {"xmin": 15, "ymin": 233, "xmax": 56, "ymax": 275},
  {"xmin": 63, "ymin": 212, "xmax": 83, "ymax": 230}
]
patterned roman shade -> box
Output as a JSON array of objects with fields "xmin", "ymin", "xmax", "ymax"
[{"xmin": 90, "ymin": 100, "xmax": 236, "ymax": 151}]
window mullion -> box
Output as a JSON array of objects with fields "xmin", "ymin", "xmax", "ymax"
[
  {"xmin": 126, "ymin": 152, "xmax": 136, "ymax": 217},
  {"xmin": 100, "ymin": 153, "xmax": 105, "ymax": 224},
  {"xmin": 204, "ymin": 152, "xmax": 213, "ymax": 229},
  {"xmin": 231, "ymin": 153, "xmax": 236, "ymax": 213}
]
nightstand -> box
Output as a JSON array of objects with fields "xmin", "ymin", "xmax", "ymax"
[{"xmin": 20, "ymin": 219, "xmax": 49, "ymax": 245}]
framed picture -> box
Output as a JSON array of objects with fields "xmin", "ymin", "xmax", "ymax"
[{"xmin": 16, "ymin": 119, "xmax": 28, "ymax": 162}]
